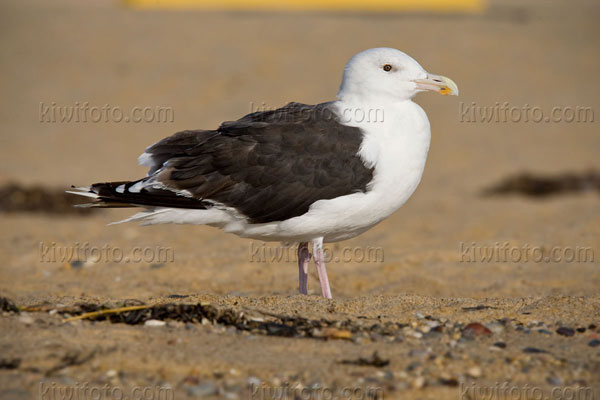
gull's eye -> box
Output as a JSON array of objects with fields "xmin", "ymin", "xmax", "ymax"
[{"xmin": 383, "ymin": 64, "xmax": 392, "ymax": 72}]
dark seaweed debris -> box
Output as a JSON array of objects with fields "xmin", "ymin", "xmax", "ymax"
[
  {"xmin": 0, "ymin": 358, "xmax": 21, "ymax": 370},
  {"xmin": 45, "ymin": 349, "xmax": 98, "ymax": 376},
  {"xmin": 462, "ymin": 305, "xmax": 495, "ymax": 312},
  {"xmin": 483, "ymin": 171, "xmax": 600, "ymax": 198},
  {"xmin": 61, "ymin": 302, "xmax": 409, "ymax": 341},
  {"xmin": 340, "ymin": 352, "xmax": 390, "ymax": 368},
  {"xmin": 0, "ymin": 297, "xmax": 19, "ymax": 313},
  {"xmin": 0, "ymin": 183, "xmax": 94, "ymax": 215}
]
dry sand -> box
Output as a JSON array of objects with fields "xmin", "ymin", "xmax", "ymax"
[{"xmin": 0, "ymin": 0, "xmax": 599, "ymax": 399}]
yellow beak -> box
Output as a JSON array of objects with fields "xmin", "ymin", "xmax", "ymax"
[{"xmin": 413, "ymin": 73, "xmax": 459, "ymax": 96}]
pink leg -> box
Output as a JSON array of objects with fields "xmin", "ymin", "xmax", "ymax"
[
  {"xmin": 297, "ymin": 242, "xmax": 310, "ymax": 295},
  {"xmin": 312, "ymin": 238, "xmax": 332, "ymax": 299}
]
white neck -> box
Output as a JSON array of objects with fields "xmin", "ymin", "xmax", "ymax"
[{"xmin": 333, "ymin": 98, "xmax": 431, "ymax": 218}]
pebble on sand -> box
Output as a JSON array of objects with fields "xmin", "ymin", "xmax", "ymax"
[
  {"xmin": 184, "ymin": 381, "xmax": 218, "ymax": 397},
  {"xmin": 467, "ymin": 366, "xmax": 483, "ymax": 378},
  {"xmin": 462, "ymin": 323, "xmax": 492, "ymax": 338},
  {"xmin": 556, "ymin": 327, "xmax": 575, "ymax": 337},
  {"xmin": 144, "ymin": 319, "xmax": 166, "ymax": 327},
  {"xmin": 18, "ymin": 314, "xmax": 34, "ymax": 325},
  {"xmin": 411, "ymin": 376, "xmax": 425, "ymax": 389}
]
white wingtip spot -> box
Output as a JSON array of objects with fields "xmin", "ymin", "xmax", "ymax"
[{"xmin": 128, "ymin": 181, "xmax": 145, "ymax": 193}]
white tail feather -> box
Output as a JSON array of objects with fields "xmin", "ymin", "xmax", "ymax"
[{"xmin": 65, "ymin": 189, "xmax": 99, "ymax": 199}]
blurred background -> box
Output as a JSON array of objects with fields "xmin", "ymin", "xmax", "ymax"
[{"xmin": 1, "ymin": 0, "xmax": 599, "ymax": 398}]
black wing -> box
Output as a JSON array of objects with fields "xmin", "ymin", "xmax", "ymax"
[{"xmin": 91, "ymin": 102, "xmax": 374, "ymax": 224}]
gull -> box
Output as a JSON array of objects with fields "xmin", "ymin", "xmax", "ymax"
[{"xmin": 70, "ymin": 48, "xmax": 458, "ymax": 298}]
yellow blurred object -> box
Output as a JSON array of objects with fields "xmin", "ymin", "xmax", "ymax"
[{"xmin": 124, "ymin": 0, "xmax": 485, "ymax": 13}]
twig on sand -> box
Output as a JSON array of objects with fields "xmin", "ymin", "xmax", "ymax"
[{"xmin": 62, "ymin": 305, "xmax": 151, "ymax": 323}]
